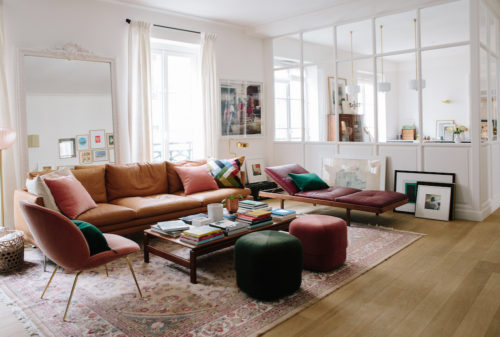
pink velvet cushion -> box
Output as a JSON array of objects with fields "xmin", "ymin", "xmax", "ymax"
[
  {"xmin": 174, "ymin": 165, "xmax": 219, "ymax": 195},
  {"xmin": 264, "ymin": 164, "xmax": 309, "ymax": 195},
  {"xmin": 334, "ymin": 190, "xmax": 407, "ymax": 207},
  {"xmin": 44, "ymin": 175, "xmax": 98, "ymax": 219},
  {"xmin": 295, "ymin": 186, "xmax": 361, "ymax": 201}
]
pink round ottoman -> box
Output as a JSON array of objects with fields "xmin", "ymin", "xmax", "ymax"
[{"xmin": 289, "ymin": 215, "xmax": 347, "ymax": 271}]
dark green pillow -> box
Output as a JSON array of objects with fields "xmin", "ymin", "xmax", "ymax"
[
  {"xmin": 288, "ymin": 172, "xmax": 329, "ymax": 191},
  {"xmin": 72, "ymin": 220, "xmax": 111, "ymax": 256}
]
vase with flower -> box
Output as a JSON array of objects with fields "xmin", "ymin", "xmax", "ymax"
[{"xmin": 453, "ymin": 125, "xmax": 468, "ymax": 143}]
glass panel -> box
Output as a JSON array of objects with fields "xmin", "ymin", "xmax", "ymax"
[
  {"xmin": 421, "ymin": 0, "xmax": 469, "ymax": 47},
  {"xmin": 337, "ymin": 58, "xmax": 374, "ymax": 142},
  {"xmin": 336, "ymin": 20, "xmax": 372, "ymax": 60},
  {"xmin": 274, "ymin": 68, "xmax": 302, "ymax": 141},
  {"xmin": 480, "ymin": 48, "xmax": 488, "ymax": 142},
  {"xmin": 490, "ymin": 15, "xmax": 498, "ymax": 55},
  {"xmin": 491, "ymin": 55, "xmax": 497, "ymax": 140},
  {"xmin": 273, "ymin": 34, "xmax": 301, "ymax": 69},
  {"xmin": 375, "ymin": 10, "xmax": 417, "ymax": 54},
  {"xmin": 303, "ymin": 27, "xmax": 334, "ymax": 142},
  {"xmin": 480, "ymin": 3, "xmax": 488, "ymax": 46},
  {"xmin": 422, "ymin": 46, "xmax": 470, "ymax": 142},
  {"xmin": 377, "ymin": 52, "xmax": 418, "ymax": 142}
]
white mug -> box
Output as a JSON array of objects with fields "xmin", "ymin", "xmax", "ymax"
[{"xmin": 207, "ymin": 203, "xmax": 223, "ymax": 222}]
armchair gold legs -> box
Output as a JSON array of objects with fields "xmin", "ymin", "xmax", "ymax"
[{"xmin": 40, "ymin": 257, "xmax": 143, "ymax": 322}]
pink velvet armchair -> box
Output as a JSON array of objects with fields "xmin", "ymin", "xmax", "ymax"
[{"xmin": 19, "ymin": 200, "xmax": 143, "ymax": 321}]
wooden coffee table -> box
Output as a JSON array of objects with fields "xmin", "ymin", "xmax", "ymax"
[{"xmin": 143, "ymin": 218, "xmax": 294, "ymax": 284}]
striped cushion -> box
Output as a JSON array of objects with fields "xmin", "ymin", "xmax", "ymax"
[{"xmin": 207, "ymin": 156, "xmax": 245, "ymax": 188}]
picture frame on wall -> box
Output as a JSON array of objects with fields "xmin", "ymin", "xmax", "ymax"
[
  {"xmin": 435, "ymin": 120, "xmax": 455, "ymax": 140},
  {"xmin": 394, "ymin": 170, "xmax": 456, "ymax": 213},
  {"xmin": 106, "ymin": 133, "xmax": 114, "ymax": 148},
  {"xmin": 79, "ymin": 150, "xmax": 92, "ymax": 164},
  {"xmin": 220, "ymin": 80, "xmax": 263, "ymax": 137},
  {"xmin": 415, "ymin": 182, "xmax": 455, "ymax": 221},
  {"xmin": 58, "ymin": 138, "xmax": 76, "ymax": 159},
  {"xmin": 327, "ymin": 77, "xmax": 347, "ymax": 114},
  {"xmin": 246, "ymin": 158, "xmax": 267, "ymax": 184},
  {"xmin": 76, "ymin": 134, "xmax": 89, "ymax": 151},
  {"xmin": 93, "ymin": 149, "xmax": 108, "ymax": 162},
  {"xmin": 90, "ymin": 129, "xmax": 106, "ymax": 149}
]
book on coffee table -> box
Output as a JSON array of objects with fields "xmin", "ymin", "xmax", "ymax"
[
  {"xmin": 154, "ymin": 220, "xmax": 190, "ymax": 232},
  {"xmin": 179, "ymin": 213, "xmax": 209, "ymax": 224}
]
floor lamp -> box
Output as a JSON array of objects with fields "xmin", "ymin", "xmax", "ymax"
[{"xmin": 0, "ymin": 128, "xmax": 16, "ymax": 227}]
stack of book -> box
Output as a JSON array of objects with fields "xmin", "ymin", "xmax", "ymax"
[
  {"xmin": 237, "ymin": 200, "xmax": 271, "ymax": 214},
  {"xmin": 209, "ymin": 219, "xmax": 248, "ymax": 236},
  {"xmin": 271, "ymin": 209, "xmax": 297, "ymax": 221},
  {"xmin": 180, "ymin": 225, "xmax": 224, "ymax": 245},
  {"xmin": 151, "ymin": 220, "xmax": 190, "ymax": 237},
  {"xmin": 237, "ymin": 209, "xmax": 273, "ymax": 229}
]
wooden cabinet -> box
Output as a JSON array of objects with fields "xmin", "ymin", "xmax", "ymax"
[{"xmin": 339, "ymin": 114, "xmax": 362, "ymax": 142}]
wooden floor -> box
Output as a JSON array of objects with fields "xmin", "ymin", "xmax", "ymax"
[{"xmin": 1, "ymin": 199, "xmax": 499, "ymax": 337}]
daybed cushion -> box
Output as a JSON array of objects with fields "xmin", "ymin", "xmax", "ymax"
[
  {"xmin": 106, "ymin": 162, "xmax": 168, "ymax": 200},
  {"xmin": 166, "ymin": 159, "xmax": 207, "ymax": 193},
  {"xmin": 72, "ymin": 166, "xmax": 107, "ymax": 203},
  {"xmin": 264, "ymin": 164, "xmax": 309, "ymax": 195},
  {"xmin": 335, "ymin": 190, "xmax": 407, "ymax": 208},
  {"xmin": 77, "ymin": 203, "xmax": 137, "ymax": 227},
  {"xmin": 174, "ymin": 165, "xmax": 219, "ymax": 195},
  {"xmin": 295, "ymin": 186, "xmax": 362, "ymax": 201},
  {"xmin": 288, "ymin": 172, "xmax": 329, "ymax": 191},
  {"xmin": 110, "ymin": 194, "xmax": 202, "ymax": 218},
  {"xmin": 174, "ymin": 187, "xmax": 252, "ymax": 206}
]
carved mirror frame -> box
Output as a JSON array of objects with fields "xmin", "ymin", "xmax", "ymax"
[{"xmin": 17, "ymin": 43, "xmax": 120, "ymax": 175}]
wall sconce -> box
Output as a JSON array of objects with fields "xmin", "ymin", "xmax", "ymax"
[
  {"xmin": 441, "ymin": 100, "xmax": 451, "ymax": 104},
  {"xmin": 228, "ymin": 139, "xmax": 249, "ymax": 157},
  {"xmin": 27, "ymin": 134, "xmax": 40, "ymax": 148}
]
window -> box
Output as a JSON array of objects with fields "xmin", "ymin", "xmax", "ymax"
[
  {"xmin": 151, "ymin": 39, "xmax": 203, "ymax": 161},
  {"xmin": 274, "ymin": 67, "xmax": 302, "ymax": 141}
]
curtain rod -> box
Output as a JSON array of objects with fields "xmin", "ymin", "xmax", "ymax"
[{"xmin": 125, "ymin": 19, "xmax": 201, "ymax": 35}]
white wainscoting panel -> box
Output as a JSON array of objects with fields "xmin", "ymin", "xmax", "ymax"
[
  {"xmin": 270, "ymin": 142, "xmax": 304, "ymax": 168},
  {"xmin": 338, "ymin": 143, "xmax": 375, "ymax": 156},
  {"xmin": 379, "ymin": 145, "xmax": 419, "ymax": 191},
  {"xmin": 491, "ymin": 143, "xmax": 500, "ymax": 202},
  {"xmin": 480, "ymin": 145, "xmax": 491, "ymax": 207},
  {"xmin": 304, "ymin": 143, "xmax": 336, "ymax": 175}
]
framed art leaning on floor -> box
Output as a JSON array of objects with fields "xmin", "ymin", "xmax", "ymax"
[{"xmin": 415, "ymin": 182, "xmax": 455, "ymax": 221}]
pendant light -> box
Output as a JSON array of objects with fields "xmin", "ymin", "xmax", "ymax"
[
  {"xmin": 346, "ymin": 30, "xmax": 360, "ymax": 95},
  {"xmin": 377, "ymin": 25, "xmax": 391, "ymax": 92},
  {"xmin": 409, "ymin": 18, "xmax": 426, "ymax": 90}
]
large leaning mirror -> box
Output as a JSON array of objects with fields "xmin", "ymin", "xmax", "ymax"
[{"xmin": 20, "ymin": 43, "xmax": 118, "ymax": 173}]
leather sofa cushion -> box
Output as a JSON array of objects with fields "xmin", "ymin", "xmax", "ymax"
[
  {"xmin": 74, "ymin": 164, "xmax": 106, "ymax": 170},
  {"xmin": 166, "ymin": 159, "xmax": 207, "ymax": 193},
  {"xmin": 264, "ymin": 164, "xmax": 309, "ymax": 195},
  {"xmin": 334, "ymin": 190, "xmax": 407, "ymax": 207},
  {"xmin": 76, "ymin": 203, "xmax": 137, "ymax": 227},
  {"xmin": 106, "ymin": 162, "xmax": 168, "ymax": 200},
  {"xmin": 72, "ymin": 166, "xmax": 107, "ymax": 202},
  {"xmin": 174, "ymin": 187, "xmax": 251, "ymax": 206},
  {"xmin": 110, "ymin": 194, "xmax": 202, "ymax": 218},
  {"xmin": 295, "ymin": 186, "xmax": 361, "ymax": 201}
]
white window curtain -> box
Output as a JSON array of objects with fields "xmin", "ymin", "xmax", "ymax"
[
  {"xmin": 201, "ymin": 33, "xmax": 218, "ymax": 158},
  {"xmin": 128, "ymin": 21, "xmax": 152, "ymax": 162}
]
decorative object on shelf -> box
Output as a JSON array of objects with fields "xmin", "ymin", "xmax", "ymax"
[
  {"xmin": 435, "ymin": 120, "xmax": 455, "ymax": 140},
  {"xmin": 339, "ymin": 114, "xmax": 362, "ymax": 141},
  {"xmin": 328, "ymin": 76, "xmax": 347, "ymax": 114},
  {"xmin": 415, "ymin": 182, "xmax": 455, "ymax": 221},
  {"xmin": 246, "ymin": 158, "xmax": 267, "ymax": 184},
  {"xmin": 222, "ymin": 195, "xmax": 242, "ymax": 213},
  {"xmin": 394, "ymin": 170, "xmax": 455, "ymax": 214},
  {"xmin": 0, "ymin": 230, "xmax": 24, "ymax": 272},
  {"xmin": 322, "ymin": 155, "xmax": 386, "ymax": 190},
  {"xmin": 346, "ymin": 31, "xmax": 360, "ymax": 109},
  {"xmin": 377, "ymin": 25, "xmax": 391, "ymax": 92},
  {"xmin": 409, "ymin": 18, "xmax": 426, "ymax": 90},
  {"xmin": 401, "ymin": 127, "xmax": 416, "ymax": 140},
  {"xmin": 453, "ymin": 125, "xmax": 468, "ymax": 143},
  {"xmin": 220, "ymin": 80, "xmax": 262, "ymax": 136},
  {"xmin": 58, "ymin": 138, "xmax": 76, "ymax": 159},
  {"xmin": 0, "ymin": 127, "xmax": 16, "ymax": 227}
]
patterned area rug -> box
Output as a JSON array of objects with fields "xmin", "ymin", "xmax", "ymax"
[{"xmin": 0, "ymin": 225, "xmax": 423, "ymax": 337}]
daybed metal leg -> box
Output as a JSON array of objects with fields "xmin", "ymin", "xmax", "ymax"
[{"xmin": 346, "ymin": 209, "xmax": 351, "ymax": 226}]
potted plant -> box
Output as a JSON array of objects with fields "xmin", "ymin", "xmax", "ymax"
[
  {"xmin": 453, "ymin": 125, "xmax": 468, "ymax": 143},
  {"xmin": 222, "ymin": 194, "xmax": 243, "ymax": 213}
]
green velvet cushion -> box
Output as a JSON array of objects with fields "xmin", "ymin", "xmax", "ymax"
[
  {"xmin": 288, "ymin": 172, "xmax": 329, "ymax": 191},
  {"xmin": 72, "ymin": 220, "xmax": 111, "ymax": 256}
]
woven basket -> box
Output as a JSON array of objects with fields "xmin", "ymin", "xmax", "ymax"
[{"xmin": 0, "ymin": 230, "xmax": 24, "ymax": 273}]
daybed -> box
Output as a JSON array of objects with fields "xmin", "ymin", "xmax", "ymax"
[
  {"xmin": 15, "ymin": 160, "xmax": 251, "ymax": 244},
  {"xmin": 260, "ymin": 164, "xmax": 408, "ymax": 225}
]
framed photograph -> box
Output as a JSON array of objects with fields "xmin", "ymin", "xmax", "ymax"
[
  {"xmin": 58, "ymin": 138, "xmax": 76, "ymax": 159},
  {"xmin": 246, "ymin": 158, "xmax": 267, "ymax": 184},
  {"xmin": 220, "ymin": 80, "xmax": 263, "ymax": 137},
  {"xmin": 79, "ymin": 150, "xmax": 92, "ymax": 164},
  {"xmin": 328, "ymin": 77, "xmax": 347, "ymax": 114},
  {"xmin": 76, "ymin": 134, "xmax": 89, "ymax": 151},
  {"xmin": 322, "ymin": 155, "xmax": 386, "ymax": 190},
  {"xmin": 435, "ymin": 120, "xmax": 455, "ymax": 141},
  {"xmin": 93, "ymin": 149, "xmax": 108, "ymax": 162},
  {"xmin": 90, "ymin": 129, "xmax": 106, "ymax": 149},
  {"xmin": 415, "ymin": 182, "xmax": 455, "ymax": 221},
  {"xmin": 106, "ymin": 133, "xmax": 114, "ymax": 148},
  {"xmin": 394, "ymin": 170, "xmax": 456, "ymax": 213}
]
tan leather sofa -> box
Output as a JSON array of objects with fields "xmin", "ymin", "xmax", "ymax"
[{"xmin": 14, "ymin": 160, "xmax": 250, "ymax": 244}]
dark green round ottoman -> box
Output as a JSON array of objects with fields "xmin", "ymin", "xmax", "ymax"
[{"xmin": 234, "ymin": 230, "xmax": 303, "ymax": 300}]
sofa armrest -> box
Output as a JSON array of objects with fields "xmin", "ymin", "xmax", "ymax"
[
  {"xmin": 14, "ymin": 189, "xmax": 44, "ymax": 245},
  {"xmin": 240, "ymin": 170, "xmax": 246, "ymax": 185}
]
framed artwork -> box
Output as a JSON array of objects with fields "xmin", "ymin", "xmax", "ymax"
[
  {"xmin": 90, "ymin": 129, "xmax": 105, "ymax": 149},
  {"xmin": 394, "ymin": 170, "xmax": 456, "ymax": 213},
  {"xmin": 76, "ymin": 134, "xmax": 89, "ymax": 151},
  {"xmin": 327, "ymin": 77, "xmax": 347, "ymax": 114},
  {"xmin": 220, "ymin": 80, "xmax": 263, "ymax": 137},
  {"xmin": 106, "ymin": 133, "xmax": 114, "ymax": 148},
  {"xmin": 93, "ymin": 149, "xmax": 108, "ymax": 162},
  {"xmin": 246, "ymin": 158, "xmax": 267, "ymax": 184},
  {"xmin": 322, "ymin": 155, "xmax": 386, "ymax": 190},
  {"xmin": 58, "ymin": 138, "xmax": 75, "ymax": 159},
  {"xmin": 79, "ymin": 151, "xmax": 92, "ymax": 164},
  {"xmin": 435, "ymin": 120, "xmax": 455, "ymax": 140},
  {"xmin": 415, "ymin": 182, "xmax": 455, "ymax": 221}
]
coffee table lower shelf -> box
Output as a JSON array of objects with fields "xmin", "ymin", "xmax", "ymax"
[{"xmin": 143, "ymin": 219, "xmax": 293, "ymax": 284}]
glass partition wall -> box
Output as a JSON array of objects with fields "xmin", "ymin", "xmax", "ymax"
[{"xmin": 273, "ymin": 0, "xmax": 481, "ymax": 144}]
